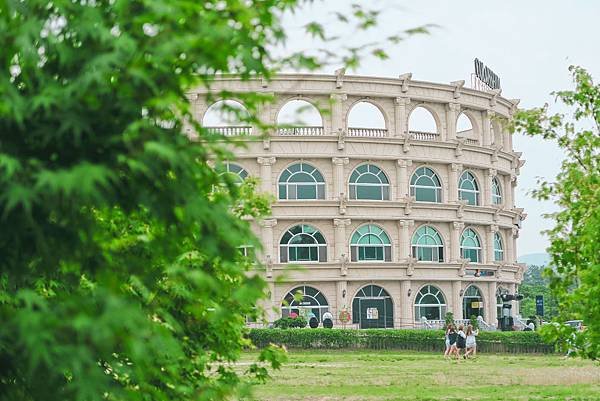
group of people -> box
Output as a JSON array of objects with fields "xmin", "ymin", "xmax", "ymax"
[{"xmin": 444, "ymin": 324, "xmax": 478, "ymax": 360}]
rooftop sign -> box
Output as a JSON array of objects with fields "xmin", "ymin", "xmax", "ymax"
[{"xmin": 474, "ymin": 58, "xmax": 501, "ymax": 90}]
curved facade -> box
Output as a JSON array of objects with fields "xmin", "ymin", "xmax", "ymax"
[{"xmin": 189, "ymin": 73, "xmax": 527, "ymax": 329}]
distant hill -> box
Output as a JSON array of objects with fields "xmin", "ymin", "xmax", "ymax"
[{"xmin": 518, "ymin": 253, "xmax": 551, "ymax": 267}]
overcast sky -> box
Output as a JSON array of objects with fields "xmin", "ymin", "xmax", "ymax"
[{"xmin": 278, "ymin": 0, "xmax": 600, "ymax": 257}]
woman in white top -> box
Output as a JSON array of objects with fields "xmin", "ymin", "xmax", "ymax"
[{"xmin": 464, "ymin": 324, "xmax": 479, "ymax": 358}]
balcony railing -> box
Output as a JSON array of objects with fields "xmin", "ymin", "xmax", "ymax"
[
  {"xmin": 347, "ymin": 127, "xmax": 388, "ymax": 137},
  {"xmin": 410, "ymin": 130, "xmax": 439, "ymax": 141},
  {"xmin": 277, "ymin": 126, "xmax": 324, "ymax": 136},
  {"xmin": 205, "ymin": 126, "xmax": 252, "ymax": 136}
]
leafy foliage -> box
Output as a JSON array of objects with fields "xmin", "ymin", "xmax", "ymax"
[
  {"xmin": 511, "ymin": 66, "xmax": 600, "ymax": 359},
  {"xmin": 518, "ymin": 264, "xmax": 560, "ymax": 319},
  {"xmin": 272, "ymin": 316, "xmax": 308, "ymax": 329}
]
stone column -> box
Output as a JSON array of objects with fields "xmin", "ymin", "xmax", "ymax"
[
  {"xmin": 330, "ymin": 94, "xmax": 347, "ymax": 135},
  {"xmin": 487, "ymin": 281, "xmax": 498, "ymax": 327},
  {"xmin": 260, "ymin": 218, "xmax": 277, "ymax": 263},
  {"xmin": 503, "ymin": 229, "xmax": 512, "ymax": 265},
  {"xmin": 482, "ymin": 110, "xmax": 494, "ymax": 147},
  {"xmin": 510, "ymin": 175, "xmax": 517, "ymax": 209},
  {"xmin": 394, "ymin": 97, "xmax": 410, "ymax": 137},
  {"xmin": 484, "ymin": 168, "xmax": 496, "ymax": 207},
  {"xmin": 257, "ymin": 156, "xmax": 276, "ymax": 194},
  {"xmin": 400, "ymin": 280, "xmax": 413, "ymax": 328},
  {"xmin": 333, "ymin": 218, "xmax": 351, "ymax": 261},
  {"xmin": 336, "ymin": 280, "xmax": 348, "ymax": 324},
  {"xmin": 487, "ymin": 225, "xmax": 498, "ymax": 264},
  {"xmin": 452, "ymin": 280, "xmax": 463, "ymax": 319},
  {"xmin": 398, "ymin": 219, "xmax": 414, "ymax": 262},
  {"xmin": 502, "ymin": 121, "xmax": 512, "ymax": 152},
  {"xmin": 511, "ymin": 227, "xmax": 519, "ymax": 265},
  {"xmin": 448, "ymin": 163, "xmax": 462, "ymax": 203},
  {"xmin": 450, "ymin": 222, "xmax": 465, "ymax": 262},
  {"xmin": 396, "ymin": 159, "xmax": 413, "ymax": 200},
  {"xmin": 332, "ymin": 157, "xmax": 349, "ymax": 200},
  {"xmin": 446, "ymin": 103, "xmax": 461, "ymax": 141},
  {"xmin": 265, "ymin": 281, "xmax": 278, "ymax": 323},
  {"xmin": 504, "ymin": 175, "xmax": 514, "ymax": 209}
]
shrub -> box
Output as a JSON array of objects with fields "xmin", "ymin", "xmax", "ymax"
[
  {"xmin": 444, "ymin": 312, "xmax": 454, "ymax": 327},
  {"xmin": 247, "ymin": 329, "xmax": 555, "ymax": 354},
  {"xmin": 273, "ymin": 316, "xmax": 307, "ymax": 329}
]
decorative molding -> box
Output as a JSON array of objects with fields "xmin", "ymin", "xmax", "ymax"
[
  {"xmin": 454, "ymin": 138, "xmax": 466, "ymax": 158},
  {"xmin": 450, "ymin": 80, "xmax": 465, "ymax": 99},
  {"xmin": 395, "ymin": 96, "xmax": 410, "ymax": 106},
  {"xmin": 406, "ymin": 257, "xmax": 417, "ymax": 276},
  {"xmin": 257, "ymin": 156, "xmax": 276, "ymax": 166},
  {"xmin": 451, "ymin": 163, "xmax": 463, "ymax": 172},
  {"xmin": 333, "ymin": 218, "xmax": 352, "ymax": 227},
  {"xmin": 489, "ymin": 88, "xmax": 502, "ymax": 107},
  {"xmin": 334, "ymin": 68, "xmax": 346, "ymax": 89},
  {"xmin": 456, "ymin": 199, "xmax": 468, "ymax": 219},
  {"xmin": 259, "ymin": 218, "xmax": 277, "ymax": 228},
  {"xmin": 448, "ymin": 102, "xmax": 461, "ymax": 113},
  {"xmin": 338, "ymin": 194, "xmax": 348, "ymax": 215},
  {"xmin": 402, "ymin": 133, "xmax": 411, "ymax": 152},
  {"xmin": 397, "ymin": 159, "xmax": 413, "ymax": 168},
  {"xmin": 399, "ymin": 72, "xmax": 412, "ymax": 93},
  {"xmin": 337, "ymin": 128, "xmax": 346, "ymax": 150},
  {"xmin": 452, "ymin": 221, "xmax": 465, "ymax": 231},
  {"xmin": 332, "ymin": 157, "xmax": 349, "ymax": 166}
]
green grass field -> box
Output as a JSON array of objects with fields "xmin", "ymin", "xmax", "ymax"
[{"xmin": 240, "ymin": 350, "xmax": 600, "ymax": 401}]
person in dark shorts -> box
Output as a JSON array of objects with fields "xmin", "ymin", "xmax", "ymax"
[
  {"xmin": 447, "ymin": 324, "xmax": 458, "ymax": 359},
  {"xmin": 456, "ymin": 324, "xmax": 467, "ymax": 360}
]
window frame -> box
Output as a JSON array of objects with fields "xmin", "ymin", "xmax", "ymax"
[
  {"xmin": 279, "ymin": 224, "xmax": 327, "ymax": 263},
  {"xmin": 350, "ymin": 224, "xmax": 392, "ymax": 262},
  {"xmin": 411, "ymin": 225, "xmax": 444, "ymax": 263},
  {"xmin": 278, "ymin": 162, "xmax": 325, "ymax": 200},
  {"xmin": 458, "ymin": 171, "xmax": 480, "ymax": 206},
  {"xmin": 349, "ymin": 163, "xmax": 390, "ymax": 201},
  {"xmin": 409, "ymin": 166, "xmax": 443, "ymax": 203},
  {"xmin": 460, "ymin": 228, "xmax": 482, "ymax": 263}
]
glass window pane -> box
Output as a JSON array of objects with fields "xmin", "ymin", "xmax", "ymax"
[
  {"xmin": 357, "ymin": 185, "xmax": 382, "ymax": 200},
  {"xmin": 297, "ymin": 185, "xmax": 316, "ymax": 199}
]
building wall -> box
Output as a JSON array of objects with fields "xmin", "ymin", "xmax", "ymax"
[{"xmin": 190, "ymin": 73, "xmax": 526, "ymax": 328}]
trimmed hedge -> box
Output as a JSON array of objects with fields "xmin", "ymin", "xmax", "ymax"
[{"xmin": 247, "ymin": 329, "xmax": 555, "ymax": 354}]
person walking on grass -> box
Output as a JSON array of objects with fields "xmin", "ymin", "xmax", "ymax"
[
  {"xmin": 455, "ymin": 324, "xmax": 467, "ymax": 360},
  {"xmin": 464, "ymin": 324, "xmax": 479, "ymax": 359},
  {"xmin": 446, "ymin": 324, "xmax": 458, "ymax": 360},
  {"xmin": 444, "ymin": 324, "xmax": 453, "ymax": 358}
]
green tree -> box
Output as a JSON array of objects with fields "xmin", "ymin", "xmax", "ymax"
[
  {"xmin": 518, "ymin": 265, "xmax": 559, "ymax": 320},
  {"xmin": 511, "ymin": 66, "xmax": 600, "ymax": 359},
  {"xmin": 0, "ymin": 0, "xmax": 429, "ymax": 399}
]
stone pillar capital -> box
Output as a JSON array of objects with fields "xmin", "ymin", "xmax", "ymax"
[
  {"xmin": 487, "ymin": 168, "xmax": 497, "ymax": 177},
  {"xmin": 451, "ymin": 163, "xmax": 463, "ymax": 172},
  {"xmin": 397, "ymin": 159, "xmax": 413, "ymax": 168},
  {"xmin": 511, "ymin": 227, "xmax": 519, "ymax": 238},
  {"xmin": 333, "ymin": 218, "xmax": 352, "ymax": 227},
  {"xmin": 452, "ymin": 221, "xmax": 465, "ymax": 231},
  {"xmin": 330, "ymin": 93, "xmax": 347, "ymax": 102},
  {"xmin": 395, "ymin": 96, "xmax": 411, "ymax": 105},
  {"xmin": 485, "ymin": 109, "xmax": 496, "ymax": 118},
  {"xmin": 260, "ymin": 218, "xmax": 278, "ymax": 228},
  {"xmin": 332, "ymin": 157, "xmax": 349, "ymax": 166},
  {"xmin": 447, "ymin": 102, "xmax": 461, "ymax": 113},
  {"xmin": 257, "ymin": 156, "xmax": 276, "ymax": 166},
  {"xmin": 398, "ymin": 219, "xmax": 414, "ymax": 228},
  {"xmin": 487, "ymin": 224, "xmax": 499, "ymax": 233}
]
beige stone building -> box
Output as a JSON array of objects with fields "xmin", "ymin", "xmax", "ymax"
[{"xmin": 189, "ymin": 72, "xmax": 527, "ymax": 329}]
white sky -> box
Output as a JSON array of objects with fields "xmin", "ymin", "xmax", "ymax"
[{"xmin": 277, "ymin": 0, "xmax": 600, "ymax": 257}]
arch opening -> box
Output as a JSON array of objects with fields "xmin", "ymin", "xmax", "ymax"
[
  {"xmin": 347, "ymin": 101, "xmax": 387, "ymax": 137},
  {"xmin": 277, "ymin": 99, "xmax": 323, "ymax": 136},
  {"xmin": 409, "ymin": 106, "xmax": 438, "ymax": 141},
  {"xmin": 414, "ymin": 285, "xmax": 447, "ymax": 321},
  {"xmin": 456, "ymin": 112, "xmax": 477, "ymax": 143},
  {"xmin": 463, "ymin": 285, "xmax": 484, "ymax": 320},
  {"xmin": 203, "ymin": 100, "xmax": 251, "ymax": 135},
  {"xmin": 281, "ymin": 285, "xmax": 329, "ymax": 322},
  {"xmin": 279, "ymin": 224, "xmax": 327, "ymax": 263},
  {"xmin": 352, "ymin": 284, "xmax": 394, "ymax": 328}
]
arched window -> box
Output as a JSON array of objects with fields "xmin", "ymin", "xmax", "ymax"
[
  {"xmin": 492, "ymin": 176, "xmax": 503, "ymax": 205},
  {"xmin": 410, "ymin": 167, "xmax": 442, "ymax": 203},
  {"xmin": 349, "ymin": 164, "xmax": 390, "ymax": 200},
  {"xmin": 350, "ymin": 224, "xmax": 392, "ymax": 262},
  {"xmin": 411, "ymin": 226, "xmax": 444, "ymax": 262},
  {"xmin": 279, "ymin": 224, "xmax": 327, "ymax": 263},
  {"xmin": 278, "ymin": 162, "xmax": 325, "ymax": 200},
  {"xmin": 203, "ymin": 100, "xmax": 251, "ymax": 135},
  {"xmin": 221, "ymin": 162, "xmax": 248, "ymax": 184},
  {"xmin": 460, "ymin": 228, "xmax": 481, "ymax": 263},
  {"xmin": 347, "ymin": 101, "xmax": 387, "ymax": 137},
  {"xmin": 414, "ymin": 285, "xmax": 447, "ymax": 320},
  {"xmin": 277, "ymin": 99, "xmax": 323, "ymax": 135},
  {"xmin": 494, "ymin": 232, "xmax": 504, "ymax": 262},
  {"xmin": 408, "ymin": 106, "xmax": 438, "ymax": 139},
  {"xmin": 463, "ymin": 285, "xmax": 484, "ymax": 320},
  {"xmin": 458, "ymin": 171, "xmax": 480, "ymax": 206},
  {"xmin": 456, "ymin": 112, "xmax": 476, "ymax": 142},
  {"xmin": 281, "ymin": 286, "xmax": 329, "ymax": 322},
  {"xmin": 352, "ymin": 285, "xmax": 393, "ymax": 328}
]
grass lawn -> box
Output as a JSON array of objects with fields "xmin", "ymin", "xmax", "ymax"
[{"xmin": 239, "ymin": 350, "xmax": 600, "ymax": 401}]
